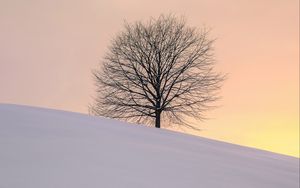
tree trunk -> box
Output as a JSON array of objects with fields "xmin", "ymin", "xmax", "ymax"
[{"xmin": 155, "ymin": 111, "xmax": 161, "ymax": 128}]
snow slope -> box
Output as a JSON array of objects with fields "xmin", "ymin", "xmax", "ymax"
[{"xmin": 0, "ymin": 104, "xmax": 298, "ymax": 188}]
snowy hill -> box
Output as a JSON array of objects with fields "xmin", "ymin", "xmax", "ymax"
[{"xmin": 0, "ymin": 104, "xmax": 298, "ymax": 188}]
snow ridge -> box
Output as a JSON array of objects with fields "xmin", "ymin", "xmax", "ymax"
[{"xmin": 0, "ymin": 104, "xmax": 298, "ymax": 188}]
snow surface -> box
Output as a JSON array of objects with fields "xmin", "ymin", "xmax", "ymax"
[{"xmin": 0, "ymin": 104, "xmax": 299, "ymax": 188}]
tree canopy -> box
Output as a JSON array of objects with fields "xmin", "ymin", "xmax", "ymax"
[{"xmin": 90, "ymin": 15, "xmax": 224, "ymax": 129}]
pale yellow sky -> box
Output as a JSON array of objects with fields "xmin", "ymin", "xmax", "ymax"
[{"xmin": 0, "ymin": 0, "xmax": 299, "ymax": 157}]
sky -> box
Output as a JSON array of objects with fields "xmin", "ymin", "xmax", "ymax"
[{"xmin": 0, "ymin": 0, "xmax": 299, "ymax": 157}]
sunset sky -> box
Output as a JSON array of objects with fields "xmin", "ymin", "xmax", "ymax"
[{"xmin": 0, "ymin": 0, "xmax": 299, "ymax": 157}]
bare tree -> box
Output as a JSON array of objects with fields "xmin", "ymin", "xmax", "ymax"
[{"xmin": 90, "ymin": 15, "xmax": 224, "ymax": 129}]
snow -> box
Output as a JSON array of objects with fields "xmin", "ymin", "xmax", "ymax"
[{"xmin": 0, "ymin": 104, "xmax": 298, "ymax": 188}]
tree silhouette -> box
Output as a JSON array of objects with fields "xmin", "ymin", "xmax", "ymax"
[{"xmin": 90, "ymin": 15, "xmax": 224, "ymax": 129}]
